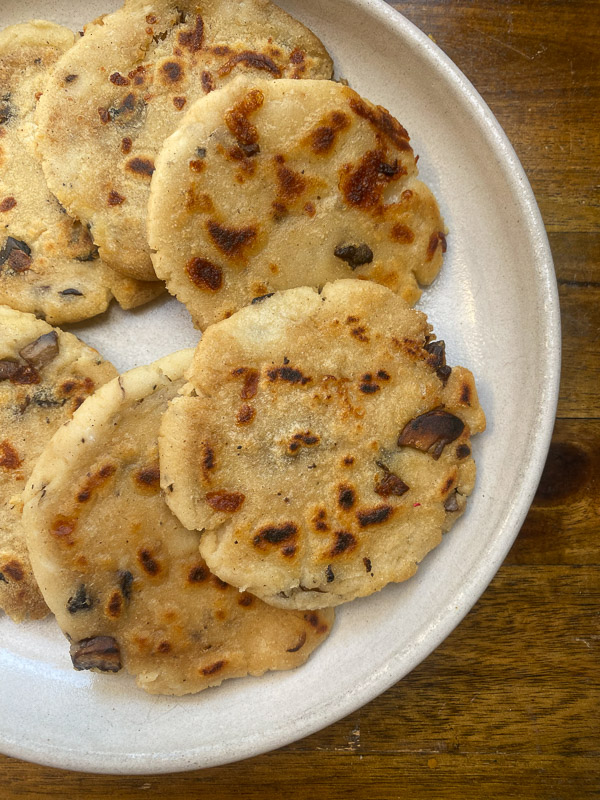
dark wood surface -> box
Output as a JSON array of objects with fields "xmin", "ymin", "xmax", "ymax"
[{"xmin": 2, "ymin": 1, "xmax": 599, "ymax": 797}]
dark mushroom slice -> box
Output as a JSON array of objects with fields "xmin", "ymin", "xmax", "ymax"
[
  {"xmin": 444, "ymin": 491, "xmax": 460, "ymax": 512},
  {"xmin": 19, "ymin": 332, "xmax": 59, "ymax": 369},
  {"xmin": 397, "ymin": 409, "xmax": 465, "ymax": 460},
  {"xmin": 424, "ymin": 340, "xmax": 452, "ymax": 383},
  {"xmin": 0, "ymin": 237, "xmax": 31, "ymax": 267},
  {"xmin": 334, "ymin": 243, "xmax": 373, "ymax": 269},
  {"xmin": 0, "ymin": 359, "xmax": 20, "ymax": 382},
  {"xmin": 66, "ymin": 583, "xmax": 94, "ymax": 613},
  {"xmin": 374, "ymin": 461, "xmax": 409, "ymax": 497},
  {"xmin": 70, "ymin": 636, "xmax": 122, "ymax": 673}
]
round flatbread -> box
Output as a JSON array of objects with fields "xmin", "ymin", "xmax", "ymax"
[
  {"xmin": 159, "ymin": 280, "xmax": 485, "ymax": 609},
  {"xmin": 0, "ymin": 305, "xmax": 116, "ymax": 622},
  {"xmin": 0, "ymin": 21, "xmax": 163, "ymax": 326},
  {"xmin": 35, "ymin": 0, "xmax": 333, "ymax": 282},
  {"xmin": 23, "ymin": 351, "xmax": 333, "ymax": 695},
  {"xmin": 148, "ymin": 76, "xmax": 446, "ymax": 330}
]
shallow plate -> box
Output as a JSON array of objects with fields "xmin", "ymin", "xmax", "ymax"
[{"xmin": 0, "ymin": 0, "xmax": 559, "ymax": 774}]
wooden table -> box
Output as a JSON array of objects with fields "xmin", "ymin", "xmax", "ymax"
[{"xmin": 2, "ymin": 1, "xmax": 598, "ymax": 797}]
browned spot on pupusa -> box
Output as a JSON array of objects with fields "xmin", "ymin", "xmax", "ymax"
[
  {"xmin": 160, "ymin": 60, "xmax": 183, "ymax": 83},
  {"xmin": 206, "ymin": 490, "xmax": 245, "ymax": 512},
  {"xmin": 201, "ymin": 659, "xmax": 226, "ymax": 676},
  {"xmin": 338, "ymin": 485, "xmax": 356, "ymax": 510},
  {"xmin": 134, "ymin": 462, "xmax": 160, "ymax": 493},
  {"xmin": 340, "ymin": 149, "xmax": 405, "ymax": 214},
  {"xmin": 348, "ymin": 96, "xmax": 412, "ymax": 151},
  {"xmin": 287, "ymin": 431, "xmax": 320, "ymax": 454},
  {"xmin": 391, "ymin": 223, "xmax": 415, "ymax": 243},
  {"xmin": 178, "ymin": 15, "xmax": 204, "ymax": 52},
  {"xmin": 359, "ymin": 373, "xmax": 381, "ymax": 394},
  {"xmin": 329, "ymin": 530, "xmax": 356, "ymax": 557},
  {"xmin": 237, "ymin": 404, "xmax": 255, "ymax": 424},
  {"xmin": 253, "ymin": 523, "xmax": 298, "ymax": 551},
  {"xmin": 188, "ymin": 563, "xmax": 209, "ymax": 583},
  {"xmin": 459, "ymin": 380, "xmax": 472, "ymax": 406},
  {"xmin": 218, "ymin": 51, "xmax": 282, "ymax": 78},
  {"xmin": 121, "ymin": 136, "xmax": 132, "ymax": 154},
  {"xmin": 51, "ymin": 515, "xmax": 77, "ymax": 544},
  {"xmin": 0, "ymin": 196, "xmax": 16, "ymax": 212},
  {"xmin": 206, "ymin": 220, "xmax": 257, "ymax": 259},
  {"xmin": 0, "ymin": 441, "xmax": 21, "ymax": 470},
  {"xmin": 76, "ymin": 464, "xmax": 117, "ymax": 502},
  {"xmin": 238, "ymin": 593, "xmax": 253, "ymax": 607},
  {"xmin": 313, "ymin": 509, "xmax": 329, "ymax": 531},
  {"xmin": 286, "ymin": 631, "xmax": 306, "ymax": 652},
  {"xmin": 201, "ymin": 444, "xmax": 215, "ymax": 481},
  {"xmin": 173, "ymin": 96, "xmax": 186, "ymax": 110},
  {"xmin": 357, "ymin": 505, "xmax": 393, "ymax": 527},
  {"xmin": 201, "ymin": 71, "xmax": 214, "ymax": 93},
  {"xmin": 186, "ymin": 257, "xmax": 222, "ymax": 291},
  {"xmin": 426, "ymin": 231, "xmax": 447, "ymax": 261},
  {"xmin": 224, "ymin": 89, "xmax": 264, "ymax": 148},
  {"xmin": 303, "ymin": 612, "xmax": 329, "ymax": 635},
  {"xmin": 1, "ymin": 560, "xmax": 24, "ymax": 581},
  {"xmin": 397, "ymin": 410, "xmax": 465, "ymax": 460},
  {"xmin": 306, "ymin": 110, "xmax": 351, "ymax": 154},
  {"xmin": 138, "ymin": 548, "xmax": 161, "ymax": 576},
  {"xmin": 273, "ymin": 154, "xmax": 307, "ymax": 210},
  {"xmin": 126, "ymin": 157, "xmax": 155, "ymax": 177},
  {"xmin": 110, "ymin": 72, "xmax": 130, "ymax": 86},
  {"xmin": 106, "ymin": 590, "xmax": 123, "ymax": 618},
  {"xmin": 185, "ymin": 186, "xmax": 213, "ymax": 213},
  {"xmin": 267, "ymin": 365, "xmax": 311, "ymax": 385},
  {"xmin": 128, "ymin": 65, "xmax": 148, "ymax": 86},
  {"xmin": 108, "ymin": 190, "xmax": 125, "ymax": 206}
]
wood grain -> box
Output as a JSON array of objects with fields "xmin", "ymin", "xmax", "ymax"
[{"xmin": 1, "ymin": 1, "xmax": 598, "ymax": 797}]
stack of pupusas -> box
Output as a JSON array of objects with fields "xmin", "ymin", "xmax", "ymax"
[{"xmin": 0, "ymin": 0, "xmax": 485, "ymax": 697}]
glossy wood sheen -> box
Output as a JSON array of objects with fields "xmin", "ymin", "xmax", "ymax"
[{"xmin": 2, "ymin": 1, "xmax": 598, "ymax": 795}]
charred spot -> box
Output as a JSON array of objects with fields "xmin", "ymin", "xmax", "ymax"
[
  {"xmin": 70, "ymin": 636, "xmax": 121, "ymax": 673},
  {"xmin": 307, "ymin": 110, "xmax": 350, "ymax": 154},
  {"xmin": 201, "ymin": 71, "xmax": 215, "ymax": 93},
  {"xmin": 211, "ymin": 575, "xmax": 229, "ymax": 590},
  {"xmin": 126, "ymin": 157, "xmax": 155, "ymax": 177},
  {"xmin": 59, "ymin": 288, "xmax": 83, "ymax": 297},
  {"xmin": 161, "ymin": 60, "xmax": 183, "ymax": 82},
  {"xmin": 201, "ymin": 660, "xmax": 226, "ymax": 676},
  {"xmin": 288, "ymin": 431, "xmax": 320, "ymax": 454},
  {"xmin": 0, "ymin": 440, "xmax": 21, "ymax": 470},
  {"xmin": 303, "ymin": 611, "xmax": 328, "ymax": 634},
  {"xmin": 359, "ymin": 373, "xmax": 380, "ymax": 394},
  {"xmin": 157, "ymin": 641, "xmax": 171, "ymax": 654},
  {"xmin": 391, "ymin": 223, "xmax": 415, "ymax": 243},
  {"xmin": 334, "ymin": 243, "xmax": 373, "ymax": 269},
  {"xmin": 206, "ymin": 490, "xmax": 245, "ymax": 512},
  {"xmin": 424, "ymin": 340, "xmax": 451, "ymax": 382},
  {"xmin": 267, "ymin": 365, "xmax": 311, "ymax": 385},
  {"xmin": 76, "ymin": 463, "xmax": 116, "ymax": 502},
  {"xmin": 188, "ymin": 564, "xmax": 209, "ymax": 583},
  {"xmin": 98, "ymin": 106, "xmax": 110, "ymax": 124},
  {"xmin": 186, "ymin": 257, "xmax": 223, "ymax": 291},
  {"xmin": 375, "ymin": 464, "xmax": 409, "ymax": 497},
  {"xmin": 343, "ymin": 456, "xmax": 355, "ymax": 466},
  {"xmin": 426, "ymin": 231, "xmax": 447, "ymax": 261},
  {"xmin": 460, "ymin": 382, "xmax": 472, "ymax": 406},
  {"xmin": 121, "ymin": 137, "xmax": 133, "ymax": 154},
  {"xmin": 107, "ymin": 92, "xmax": 139, "ymax": 121},
  {"xmin": 252, "ymin": 292, "xmax": 274, "ymax": 304},
  {"xmin": 304, "ymin": 201, "xmax": 316, "ymax": 217},
  {"xmin": 348, "ymin": 96, "xmax": 411, "ymax": 151},
  {"xmin": 0, "ymin": 237, "xmax": 31, "ymax": 270},
  {"xmin": 456, "ymin": 444, "xmax": 471, "ymax": 460},
  {"xmin": 0, "ymin": 94, "xmax": 12, "ymax": 125},
  {"xmin": 138, "ymin": 548, "xmax": 161, "ymax": 576},
  {"xmin": 119, "ymin": 570, "xmax": 134, "ymax": 600},
  {"xmin": 313, "ymin": 509, "xmax": 329, "ymax": 532},
  {"xmin": 290, "ymin": 47, "xmax": 305, "ymax": 65},
  {"xmin": 330, "ymin": 530, "xmax": 356, "ymax": 556},
  {"xmin": 202, "ymin": 444, "xmax": 215, "ymax": 476},
  {"xmin": 178, "ymin": 15, "xmax": 204, "ymax": 52},
  {"xmin": 325, "ymin": 565, "xmax": 335, "ymax": 583},
  {"xmin": 363, "ymin": 557, "xmax": 372, "ymax": 573},
  {"xmin": 173, "ymin": 96, "xmax": 186, "ymax": 110},
  {"xmin": 224, "ymin": 89, "xmax": 264, "ymax": 147},
  {"xmin": 218, "ymin": 51, "xmax": 282, "ymax": 78},
  {"xmin": 441, "ymin": 474, "xmax": 456, "ymax": 495},
  {"xmin": 108, "ymin": 190, "xmax": 126, "ymax": 206},
  {"xmin": 397, "ymin": 410, "xmax": 465, "ymax": 460},
  {"xmin": 357, "ymin": 505, "xmax": 393, "ymax": 527},
  {"xmin": 64, "ymin": 74, "xmax": 78, "ymax": 83},
  {"xmin": 0, "ymin": 196, "xmax": 17, "ymax": 213},
  {"xmin": 286, "ymin": 631, "xmax": 307, "ymax": 652},
  {"xmin": 238, "ymin": 593, "xmax": 253, "ymax": 607},
  {"xmin": 128, "ymin": 65, "xmax": 147, "ymax": 86},
  {"xmin": 338, "ymin": 485, "xmax": 356, "ymax": 510},
  {"xmin": 110, "ymin": 72, "xmax": 130, "ymax": 86},
  {"xmin": 281, "ymin": 544, "xmax": 297, "ymax": 557},
  {"xmin": 206, "ymin": 220, "xmax": 257, "ymax": 259},
  {"xmin": 254, "ymin": 523, "xmax": 297, "ymax": 548},
  {"xmin": 146, "ymin": 13, "xmax": 158, "ymax": 24},
  {"xmin": 237, "ymin": 368, "xmax": 259, "ymax": 400},
  {"xmin": 67, "ymin": 583, "xmax": 93, "ymax": 613},
  {"xmin": 51, "ymin": 515, "xmax": 76, "ymax": 541},
  {"xmin": 106, "ymin": 590, "xmax": 123, "ymax": 618},
  {"xmin": 274, "ymin": 158, "xmax": 307, "ymax": 202},
  {"xmin": 134, "ymin": 462, "xmax": 160, "ymax": 492},
  {"xmin": 1, "ymin": 560, "xmax": 24, "ymax": 581},
  {"xmin": 237, "ymin": 404, "xmax": 255, "ymax": 424},
  {"xmin": 351, "ymin": 326, "xmax": 369, "ymax": 343},
  {"xmin": 340, "ymin": 149, "xmax": 405, "ymax": 212}
]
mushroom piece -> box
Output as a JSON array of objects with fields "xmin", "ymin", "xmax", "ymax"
[
  {"xmin": 19, "ymin": 332, "xmax": 59, "ymax": 369},
  {"xmin": 424, "ymin": 340, "xmax": 452, "ymax": 383},
  {"xmin": 444, "ymin": 491, "xmax": 460, "ymax": 512},
  {"xmin": 374, "ymin": 461, "xmax": 409, "ymax": 497},
  {"xmin": 70, "ymin": 636, "xmax": 122, "ymax": 673},
  {"xmin": 397, "ymin": 410, "xmax": 465, "ymax": 460},
  {"xmin": 0, "ymin": 236, "xmax": 31, "ymax": 268},
  {"xmin": 0, "ymin": 359, "xmax": 20, "ymax": 382}
]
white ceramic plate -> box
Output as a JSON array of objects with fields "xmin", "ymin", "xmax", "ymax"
[{"xmin": 0, "ymin": 0, "xmax": 560, "ymax": 774}]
